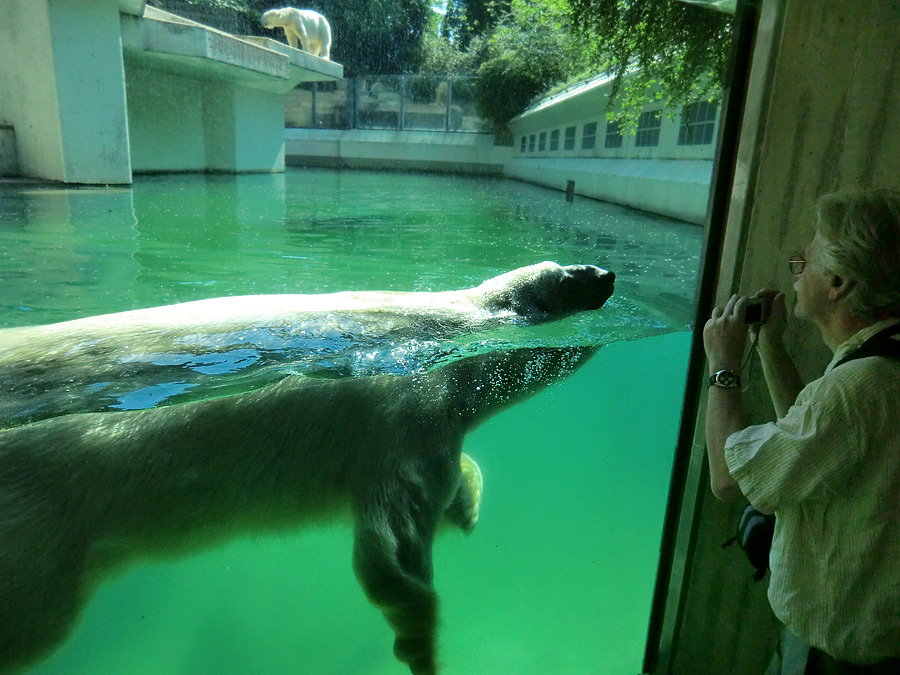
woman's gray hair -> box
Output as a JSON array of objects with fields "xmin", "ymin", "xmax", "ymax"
[{"xmin": 815, "ymin": 188, "xmax": 900, "ymax": 320}]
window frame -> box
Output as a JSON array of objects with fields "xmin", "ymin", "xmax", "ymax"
[
  {"xmin": 581, "ymin": 122, "xmax": 597, "ymax": 150},
  {"xmin": 549, "ymin": 129, "xmax": 560, "ymax": 151},
  {"xmin": 678, "ymin": 100, "xmax": 719, "ymax": 146},
  {"xmin": 563, "ymin": 125, "xmax": 576, "ymax": 151},
  {"xmin": 604, "ymin": 119, "xmax": 623, "ymax": 149},
  {"xmin": 635, "ymin": 109, "xmax": 662, "ymax": 148}
]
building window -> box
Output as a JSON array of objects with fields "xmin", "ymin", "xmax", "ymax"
[
  {"xmin": 538, "ymin": 131, "xmax": 547, "ymax": 152},
  {"xmin": 528, "ymin": 134, "xmax": 536, "ymax": 152},
  {"xmin": 678, "ymin": 100, "xmax": 718, "ymax": 145},
  {"xmin": 635, "ymin": 110, "xmax": 662, "ymax": 147},
  {"xmin": 582, "ymin": 122, "xmax": 597, "ymax": 150},
  {"xmin": 564, "ymin": 126, "xmax": 576, "ymax": 150},
  {"xmin": 604, "ymin": 120, "xmax": 623, "ymax": 149},
  {"xmin": 549, "ymin": 129, "xmax": 560, "ymax": 151},
  {"xmin": 520, "ymin": 136, "xmax": 526, "ymax": 153}
]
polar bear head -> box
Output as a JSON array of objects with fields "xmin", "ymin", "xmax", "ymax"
[
  {"xmin": 260, "ymin": 8, "xmax": 289, "ymax": 28},
  {"xmin": 476, "ymin": 262, "xmax": 615, "ymax": 322}
]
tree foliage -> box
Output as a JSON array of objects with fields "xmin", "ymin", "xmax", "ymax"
[
  {"xmin": 316, "ymin": 0, "xmax": 433, "ymax": 75},
  {"xmin": 459, "ymin": 0, "xmax": 734, "ymax": 134},
  {"xmin": 441, "ymin": 0, "xmax": 511, "ymax": 48},
  {"xmin": 570, "ymin": 0, "xmax": 732, "ymax": 128},
  {"xmin": 472, "ymin": 1, "xmax": 584, "ymax": 134}
]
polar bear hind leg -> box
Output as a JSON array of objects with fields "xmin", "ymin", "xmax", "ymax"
[{"xmin": 314, "ymin": 14, "xmax": 332, "ymax": 59}]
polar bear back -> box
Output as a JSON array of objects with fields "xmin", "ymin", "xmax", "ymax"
[{"xmin": 261, "ymin": 8, "xmax": 332, "ymax": 59}]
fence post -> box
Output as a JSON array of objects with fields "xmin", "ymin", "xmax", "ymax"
[
  {"xmin": 350, "ymin": 77, "xmax": 358, "ymax": 130},
  {"xmin": 445, "ymin": 77, "xmax": 451, "ymax": 132},
  {"xmin": 399, "ymin": 75, "xmax": 405, "ymax": 130}
]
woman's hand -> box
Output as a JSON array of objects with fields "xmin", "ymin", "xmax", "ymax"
[
  {"xmin": 703, "ymin": 294, "xmax": 752, "ymax": 372},
  {"xmin": 751, "ymin": 289, "xmax": 788, "ymax": 355}
]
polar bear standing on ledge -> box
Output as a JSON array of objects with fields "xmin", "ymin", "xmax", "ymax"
[{"xmin": 261, "ymin": 7, "xmax": 332, "ymax": 59}]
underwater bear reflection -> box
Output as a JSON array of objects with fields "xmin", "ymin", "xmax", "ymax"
[{"xmin": 0, "ymin": 263, "xmax": 614, "ymax": 675}]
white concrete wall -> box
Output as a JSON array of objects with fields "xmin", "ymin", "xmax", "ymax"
[
  {"xmin": 282, "ymin": 126, "xmax": 709, "ymax": 222},
  {"xmin": 0, "ymin": 0, "xmax": 132, "ymax": 183},
  {"xmin": 504, "ymin": 75, "xmax": 718, "ymax": 222},
  {"xmin": 285, "ymin": 129, "xmax": 513, "ymax": 175},
  {"xmin": 504, "ymin": 157, "xmax": 712, "ymax": 224},
  {"xmin": 0, "ymin": 1, "xmax": 65, "ymax": 181}
]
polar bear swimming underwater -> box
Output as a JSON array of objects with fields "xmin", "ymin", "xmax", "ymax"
[{"xmin": 0, "ymin": 262, "xmax": 614, "ymax": 675}]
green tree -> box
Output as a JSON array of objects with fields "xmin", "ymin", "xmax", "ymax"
[
  {"xmin": 570, "ymin": 0, "xmax": 732, "ymax": 128},
  {"xmin": 473, "ymin": 1, "xmax": 583, "ymax": 135},
  {"xmin": 317, "ymin": 0, "xmax": 433, "ymax": 75},
  {"xmin": 441, "ymin": 0, "xmax": 511, "ymax": 47}
]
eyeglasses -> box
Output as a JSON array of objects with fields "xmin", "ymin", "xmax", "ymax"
[{"xmin": 789, "ymin": 257, "xmax": 807, "ymax": 275}]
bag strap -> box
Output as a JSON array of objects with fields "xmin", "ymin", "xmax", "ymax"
[{"xmin": 833, "ymin": 322, "xmax": 900, "ymax": 370}]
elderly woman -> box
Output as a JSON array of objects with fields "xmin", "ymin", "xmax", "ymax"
[{"xmin": 703, "ymin": 189, "xmax": 900, "ymax": 675}]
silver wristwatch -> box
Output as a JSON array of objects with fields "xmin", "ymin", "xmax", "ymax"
[{"xmin": 709, "ymin": 369, "xmax": 741, "ymax": 389}]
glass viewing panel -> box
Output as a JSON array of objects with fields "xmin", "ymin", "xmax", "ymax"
[
  {"xmin": 1, "ymin": 171, "xmax": 704, "ymax": 675},
  {"xmin": 0, "ymin": 5, "xmax": 717, "ymax": 671}
]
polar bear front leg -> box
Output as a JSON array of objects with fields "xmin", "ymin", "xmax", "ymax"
[
  {"xmin": 353, "ymin": 483, "xmax": 444, "ymax": 675},
  {"xmin": 443, "ymin": 452, "xmax": 483, "ymax": 533},
  {"xmin": 297, "ymin": 22, "xmax": 313, "ymax": 53},
  {"xmin": 283, "ymin": 25, "xmax": 302, "ymax": 50}
]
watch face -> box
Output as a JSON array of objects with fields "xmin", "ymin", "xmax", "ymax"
[{"xmin": 712, "ymin": 370, "xmax": 740, "ymax": 388}]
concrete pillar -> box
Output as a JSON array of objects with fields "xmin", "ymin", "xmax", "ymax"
[
  {"xmin": 204, "ymin": 84, "xmax": 286, "ymax": 173},
  {"xmin": 0, "ymin": 0, "xmax": 132, "ymax": 184}
]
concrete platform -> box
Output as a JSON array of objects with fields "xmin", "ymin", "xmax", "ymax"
[{"xmin": 0, "ymin": 0, "xmax": 342, "ymax": 183}]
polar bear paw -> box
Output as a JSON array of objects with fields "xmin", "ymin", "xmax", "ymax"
[{"xmin": 445, "ymin": 452, "xmax": 483, "ymax": 533}]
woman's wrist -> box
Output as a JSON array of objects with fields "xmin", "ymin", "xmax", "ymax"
[
  {"xmin": 708, "ymin": 360, "xmax": 743, "ymax": 375},
  {"xmin": 756, "ymin": 334, "xmax": 788, "ymax": 361}
]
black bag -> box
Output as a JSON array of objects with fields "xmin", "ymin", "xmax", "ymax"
[
  {"xmin": 723, "ymin": 322, "xmax": 900, "ymax": 581},
  {"xmin": 723, "ymin": 505, "xmax": 776, "ymax": 581}
]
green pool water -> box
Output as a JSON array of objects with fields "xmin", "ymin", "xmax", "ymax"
[{"xmin": 0, "ymin": 169, "xmax": 702, "ymax": 674}]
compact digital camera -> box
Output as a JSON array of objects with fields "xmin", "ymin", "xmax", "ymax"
[{"xmin": 743, "ymin": 297, "xmax": 771, "ymax": 325}]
